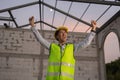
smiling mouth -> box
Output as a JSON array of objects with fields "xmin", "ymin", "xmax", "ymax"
[{"xmin": 63, "ymin": 36, "xmax": 66, "ymax": 38}]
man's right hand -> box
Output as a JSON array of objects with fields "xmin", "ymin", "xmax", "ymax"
[{"xmin": 29, "ymin": 16, "xmax": 35, "ymax": 27}]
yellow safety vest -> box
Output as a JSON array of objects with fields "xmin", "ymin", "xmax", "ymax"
[{"xmin": 46, "ymin": 43, "xmax": 75, "ymax": 80}]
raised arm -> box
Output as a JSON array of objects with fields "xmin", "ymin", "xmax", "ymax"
[
  {"xmin": 29, "ymin": 16, "xmax": 50, "ymax": 50},
  {"xmin": 74, "ymin": 20, "xmax": 97, "ymax": 53}
]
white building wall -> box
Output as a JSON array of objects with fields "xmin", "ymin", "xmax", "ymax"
[{"xmin": 0, "ymin": 28, "xmax": 99, "ymax": 80}]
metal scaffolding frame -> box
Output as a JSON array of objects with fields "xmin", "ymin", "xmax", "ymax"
[
  {"xmin": 60, "ymin": 0, "xmax": 120, "ymax": 6},
  {"xmin": 0, "ymin": 16, "xmax": 13, "ymax": 21},
  {"xmin": 62, "ymin": 2, "xmax": 73, "ymax": 26},
  {"xmin": 0, "ymin": 0, "xmax": 120, "ymax": 33},
  {"xmin": 72, "ymin": 3, "xmax": 91, "ymax": 32},
  {"xmin": 52, "ymin": 0, "xmax": 57, "ymax": 26},
  {"xmin": 0, "ymin": 1, "xmax": 119, "ymax": 80}
]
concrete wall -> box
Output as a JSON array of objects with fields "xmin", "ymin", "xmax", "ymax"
[
  {"xmin": 97, "ymin": 12, "xmax": 120, "ymax": 80},
  {"xmin": 0, "ymin": 27, "xmax": 99, "ymax": 80}
]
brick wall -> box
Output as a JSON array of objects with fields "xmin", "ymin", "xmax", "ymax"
[{"xmin": 0, "ymin": 28, "xmax": 99, "ymax": 80}]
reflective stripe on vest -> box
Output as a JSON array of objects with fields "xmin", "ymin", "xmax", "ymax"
[
  {"xmin": 47, "ymin": 72, "xmax": 74, "ymax": 78},
  {"xmin": 48, "ymin": 62, "xmax": 75, "ymax": 68},
  {"xmin": 46, "ymin": 43, "xmax": 75, "ymax": 80}
]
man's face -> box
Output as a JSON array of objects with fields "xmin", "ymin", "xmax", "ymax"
[{"xmin": 57, "ymin": 29, "xmax": 67, "ymax": 43}]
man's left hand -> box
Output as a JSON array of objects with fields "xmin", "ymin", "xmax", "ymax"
[{"xmin": 91, "ymin": 20, "xmax": 97, "ymax": 31}]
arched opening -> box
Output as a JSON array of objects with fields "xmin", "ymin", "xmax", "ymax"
[
  {"xmin": 104, "ymin": 32, "xmax": 120, "ymax": 63},
  {"xmin": 104, "ymin": 32, "xmax": 120, "ymax": 80}
]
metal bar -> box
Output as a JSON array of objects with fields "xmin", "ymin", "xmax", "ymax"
[
  {"xmin": 8, "ymin": 10, "xmax": 18, "ymax": 28},
  {"xmin": 42, "ymin": 0, "xmax": 44, "ymax": 29},
  {"xmin": 0, "ymin": 1, "xmax": 39, "ymax": 13},
  {"xmin": 41, "ymin": 1, "xmax": 91, "ymax": 26},
  {"xmin": 84, "ymin": 5, "xmax": 112, "ymax": 33},
  {"xmin": 72, "ymin": 3, "xmax": 91, "ymax": 32},
  {"xmin": 80, "ymin": 4, "xmax": 91, "ymax": 19},
  {"xmin": 0, "ymin": 1, "xmax": 91, "ymax": 27},
  {"xmin": 97, "ymin": 10, "xmax": 120, "ymax": 33},
  {"xmin": 59, "ymin": 0, "xmax": 120, "ymax": 6},
  {"xmin": 38, "ymin": 1, "xmax": 44, "ymax": 80},
  {"xmin": 19, "ymin": 20, "xmax": 57, "ymax": 29},
  {"xmin": 39, "ymin": 0, "xmax": 43, "ymax": 30},
  {"xmin": 96, "ymin": 5, "xmax": 112, "ymax": 21},
  {"xmin": 62, "ymin": 2, "xmax": 73, "ymax": 26},
  {"xmin": 19, "ymin": 21, "xmax": 40, "ymax": 28},
  {"xmin": 52, "ymin": 0, "xmax": 57, "ymax": 26},
  {"xmin": 0, "ymin": 16, "xmax": 14, "ymax": 21},
  {"xmin": 0, "ymin": 18, "xmax": 13, "ymax": 21},
  {"xmin": 41, "ymin": 21, "xmax": 57, "ymax": 29},
  {"xmin": 85, "ymin": 27, "xmax": 91, "ymax": 33}
]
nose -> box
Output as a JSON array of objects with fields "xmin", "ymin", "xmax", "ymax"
[{"xmin": 63, "ymin": 32, "xmax": 67, "ymax": 37}]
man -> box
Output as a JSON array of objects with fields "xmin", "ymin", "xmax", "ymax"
[{"xmin": 29, "ymin": 16, "xmax": 97, "ymax": 80}]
